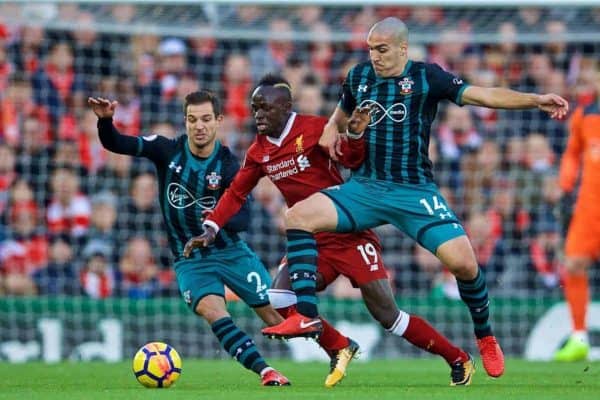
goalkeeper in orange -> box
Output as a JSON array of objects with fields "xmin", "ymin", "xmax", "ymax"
[{"xmin": 555, "ymin": 71, "xmax": 600, "ymax": 361}]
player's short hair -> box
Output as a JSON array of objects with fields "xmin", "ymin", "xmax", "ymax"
[
  {"xmin": 256, "ymin": 74, "xmax": 292, "ymax": 100},
  {"xmin": 183, "ymin": 90, "xmax": 222, "ymax": 117}
]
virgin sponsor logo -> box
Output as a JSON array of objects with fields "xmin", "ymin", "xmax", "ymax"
[
  {"xmin": 359, "ymin": 99, "xmax": 407, "ymax": 126},
  {"xmin": 167, "ymin": 183, "xmax": 216, "ymax": 209}
]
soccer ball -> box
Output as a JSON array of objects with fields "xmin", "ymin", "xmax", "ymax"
[{"xmin": 132, "ymin": 342, "xmax": 182, "ymax": 388}]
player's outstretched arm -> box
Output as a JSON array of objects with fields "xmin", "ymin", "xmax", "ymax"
[
  {"xmin": 88, "ymin": 96, "xmax": 141, "ymax": 156},
  {"xmin": 461, "ymin": 86, "xmax": 569, "ymax": 120}
]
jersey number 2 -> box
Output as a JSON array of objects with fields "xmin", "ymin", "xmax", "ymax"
[{"xmin": 247, "ymin": 272, "xmax": 267, "ymax": 293}]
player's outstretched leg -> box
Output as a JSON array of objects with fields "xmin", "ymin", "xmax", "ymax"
[
  {"xmin": 456, "ymin": 268, "xmax": 504, "ymax": 377},
  {"xmin": 262, "ymin": 230, "xmax": 321, "ymax": 339},
  {"xmin": 437, "ymin": 237, "xmax": 504, "ymax": 377},
  {"xmin": 361, "ymin": 279, "xmax": 474, "ymax": 385},
  {"xmin": 325, "ymin": 337, "xmax": 360, "ymax": 388},
  {"xmin": 392, "ymin": 312, "xmax": 475, "ymax": 386},
  {"xmin": 211, "ymin": 316, "xmax": 290, "ymax": 386},
  {"xmin": 450, "ymin": 354, "xmax": 475, "ymax": 386},
  {"xmin": 268, "ymin": 288, "xmax": 360, "ymax": 387}
]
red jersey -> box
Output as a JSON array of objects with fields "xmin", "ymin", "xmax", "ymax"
[{"xmin": 207, "ymin": 113, "xmax": 378, "ymax": 246}]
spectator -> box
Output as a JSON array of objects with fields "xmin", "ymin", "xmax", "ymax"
[
  {"xmin": 15, "ymin": 113, "xmax": 52, "ymax": 201},
  {"xmin": 77, "ymin": 110, "xmax": 108, "ymax": 174},
  {"xmin": 0, "ymin": 41, "xmax": 13, "ymax": 95},
  {"xmin": 116, "ymin": 172, "xmax": 167, "ymax": 262},
  {"xmin": 72, "ymin": 11, "xmax": 115, "ymax": 81},
  {"xmin": 31, "ymin": 41, "xmax": 87, "ymax": 127},
  {"xmin": 86, "ymin": 150, "xmax": 136, "ymax": 198},
  {"xmin": 112, "ymin": 75, "xmax": 141, "ymax": 136},
  {"xmin": 0, "ymin": 200, "xmax": 48, "ymax": 295},
  {"xmin": 436, "ymin": 104, "xmax": 482, "ymax": 161},
  {"xmin": 461, "ymin": 139, "xmax": 501, "ymax": 211},
  {"xmin": 222, "ymin": 53, "xmax": 252, "ymax": 129},
  {"xmin": 518, "ymin": 133, "xmax": 556, "ymax": 209},
  {"xmin": 117, "ymin": 236, "xmax": 160, "ymax": 299},
  {"xmin": 79, "ymin": 240, "xmax": 116, "ymax": 299},
  {"xmin": 0, "ymin": 74, "xmax": 51, "ymax": 147},
  {"xmin": 7, "ymin": 24, "xmax": 47, "ymax": 77},
  {"xmin": 32, "ymin": 234, "xmax": 78, "ymax": 295},
  {"xmin": 85, "ymin": 191, "xmax": 120, "ymax": 263},
  {"xmin": 528, "ymin": 215, "xmax": 562, "ymax": 290},
  {"xmin": 281, "ymin": 55, "xmax": 310, "ymax": 101},
  {"xmin": 188, "ymin": 30, "xmax": 225, "ymax": 93},
  {"xmin": 486, "ymin": 176, "xmax": 531, "ymax": 253},
  {"xmin": 46, "ymin": 166, "xmax": 91, "ymax": 238},
  {"xmin": 0, "ymin": 143, "xmax": 16, "ymax": 215},
  {"xmin": 249, "ymin": 18, "xmax": 295, "ymax": 80},
  {"xmin": 296, "ymin": 76, "xmax": 326, "ymax": 115}
]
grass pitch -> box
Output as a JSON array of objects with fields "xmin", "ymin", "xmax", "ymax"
[{"xmin": 1, "ymin": 358, "xmax": 598, "ymax": 400}]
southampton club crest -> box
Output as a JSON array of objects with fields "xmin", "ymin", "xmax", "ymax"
[
  {"xmin": 398, "ymin": 77, "xmax": 414, "ymax": 95},
  {"xmin": 206, "ymin": 172, "xmax": 222, "ymax": 190}
]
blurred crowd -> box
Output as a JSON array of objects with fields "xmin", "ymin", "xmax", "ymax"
[{"xmin": 0, "ymin": 3, "xmax": 599, "ymax": 300}]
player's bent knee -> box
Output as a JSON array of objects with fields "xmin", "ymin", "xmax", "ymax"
[
  {"xmin": 195, "ymin": 296, "xmax": 229, "ymax": 324},
  {"xmin": 437, "ymin": 238, "xmax": 479, "ymax": 279},
  {"xmin": 284, "ymin": 193, "xmax": 338, "ymax": 232},
  {"xmin": 284, "ymin": 204, "xmax": 314, "ymax": 231}
]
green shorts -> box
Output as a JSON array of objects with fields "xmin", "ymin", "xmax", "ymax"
[
  {"xmin": 321, "ymin": 177, "xmax": 466, "ymax": 254},
  {"xmin": 174, "ymin": 243, "xmax": 272, "ymax": 312}
]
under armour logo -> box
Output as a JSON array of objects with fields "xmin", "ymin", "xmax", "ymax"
[
  {"xmin": 167, "ymin": 183, "xmax": 216, "ymax": 209},
  {"xmin": 359, "ymin": 99, "xmax": 407, "ymax": 126},
  {"xmin": 358, "ymin": 84, "xmax": 368, "ymax": 93},
  {"xmin": 439, "ymin": 212, "xmax": 453, "ymax": 220},
  {"xmin": 168, "ymin": 161, "xmax": 182, "ymax": 173}
]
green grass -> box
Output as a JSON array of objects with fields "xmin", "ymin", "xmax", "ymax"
[{"xmin": 1, "ymin": 359, "xmax": 599, "ymax": 400}]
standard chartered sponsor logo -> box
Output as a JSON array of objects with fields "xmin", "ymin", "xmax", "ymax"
[
  {"xmin": 267, "ymin": 155, "xmax": 311, "ymax": 181},
  {"xmin": 359, "ymin": 99, "xmax": 407, "ymax": 126}
]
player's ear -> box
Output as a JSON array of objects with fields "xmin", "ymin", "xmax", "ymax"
[
  {"xmin": 400, "ymin": 42, "xmax": 408, "ymax": 57},
  {"xmin": 215, "ymin": 113, "xmax": 224, "ymax": 124}
]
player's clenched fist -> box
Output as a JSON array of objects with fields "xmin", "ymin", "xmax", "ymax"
[
  {"xmin": 347, "ymin": 105, "xmax": 372, "ymax": 137},
  {"xmin": 183, "ymin": 225, "xmax": 217, "ymax": 258}
]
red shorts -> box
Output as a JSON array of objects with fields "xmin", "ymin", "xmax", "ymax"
[{"xmin": 314, "ymin": 230, "xmax": 388, "ymax": 287}]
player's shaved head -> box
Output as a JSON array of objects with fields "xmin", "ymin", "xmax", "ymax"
[
  {"xmin": 367, "ymin": 17, "xmax": 410, "ymax": 77},
  {"xmin": 369, "ymin": 17, "xmax": 408, "ymax": 45}
]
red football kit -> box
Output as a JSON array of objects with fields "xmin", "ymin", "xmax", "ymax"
[{"xmin": 207, "ymin": 113, "xmax": 388, "ymax": 286}]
